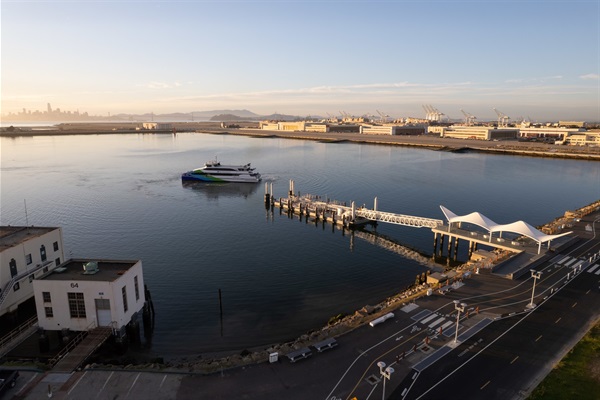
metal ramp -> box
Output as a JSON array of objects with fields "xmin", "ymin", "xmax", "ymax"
[{"xmin": 52, "ymin": 326, "xmax": 113, "ymax": 372}]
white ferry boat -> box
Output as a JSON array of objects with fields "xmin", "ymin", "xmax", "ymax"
[{"xmin": 181, "ymin": 159, "xmax": 261, "ymax": 183}]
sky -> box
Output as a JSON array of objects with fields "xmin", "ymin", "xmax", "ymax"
[{"xmin": 1, "ymin": 0, "xmax": 599, "ymax": 122}]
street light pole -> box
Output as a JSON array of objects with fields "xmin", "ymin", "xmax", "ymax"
[
  {"xmin": 527, "ymin": 269, "xmax": 543, "ymax": 309},
  {"xmin": 453, "ymin": 300, "xmax": 467, "ymax": 344},
  {"xmin": 377, "ymin": 361, "xmax": 395, "ymax": 400}
]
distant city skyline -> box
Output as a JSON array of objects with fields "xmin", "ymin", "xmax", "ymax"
[{"xmin": 2, "ymin": 1, "xmax": 599, "ymax": 122}]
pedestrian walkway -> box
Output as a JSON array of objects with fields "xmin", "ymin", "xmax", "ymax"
[{"xmin": 52, "ymin": 327, "xmax": 113, "ymax": 372}]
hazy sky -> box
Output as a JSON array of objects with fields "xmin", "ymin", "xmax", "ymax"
[{"xmin": 2, "ymin": 0, "xmax": 599, "ymax": 121}]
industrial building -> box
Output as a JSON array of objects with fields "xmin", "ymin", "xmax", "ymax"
[
  {"xmin": 519, "ymin": 126, "xmax": 587, "ymax": 141},
  {"xmin": 360, "ymin": 125, "xmax": 425, "ymax": 135},
  {"xmin": 33, "ymin": 258, "xmax": 146, "ymax": 338},
  {"xmin": 0, "ymin": 226, "xmax": 65, "ymax": 319},
  {"xmin": 563, "ymin": 132, "xmax": 600, "ymax": 146},
  {"xmin": 429, "ymin": 125, "xmax": 519, "ymax": 140},
  {"xmin": 141, "ymin": 122, "xmax": 173, "ymax": 130}
]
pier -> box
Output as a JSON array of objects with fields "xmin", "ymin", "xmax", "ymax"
[
  {"xmin": 264, "ymin": 180, "xmax": 444, "ymax": 229},
  {"xmin": 265, "ymin": 182, "xmax": 574, "ymax": 271}
]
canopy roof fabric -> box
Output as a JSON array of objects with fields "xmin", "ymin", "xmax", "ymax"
[
  {"xmin": 440, "ymin": 206, "xmax": 499, "ymax": 231},
  {"xmin": 440, "ymin": 205, "xmax": 571, "ymax": 245}
]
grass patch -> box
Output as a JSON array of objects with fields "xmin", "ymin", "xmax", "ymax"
[{"xmin": 529, "ymin": 321, "xmax": 600, "ymax": 400}]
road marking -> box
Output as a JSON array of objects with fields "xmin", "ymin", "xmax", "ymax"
[
  {"xmin": 480, "ymin": 380, "xmax": 491, "ymax": 390},
  {"xmin": 395, "ymin": 336, "xmax": 404, "ymax": 341},
  {"xmin": 588, "ymin": 264, "xmax": 599, "ymax": 273},
  {"xmin": 535, "ymin": 335, "xmax": 543, "ymax": 342},
  {"xmin": 126, "ymin": 372, "xmax": 141, "ymax": 398},
  {"xmin": 429, "ymin": 317, "xmax": 446, "ymax": 329},
  {"xmin": 159, "ymin": 374, "xmax": 167, "ymax": 389},
  {"xmin": 68, "ymin": 371, "xmax": 87, "ymax": 396},
  {"xmin": 16, "ymin": 373, "xmax": 40, "ymax": 396},
  {"xmin": 95, "ymin": 371, "xmax": 113, "ymax": 398},
  {"xmin": 510, "ymin": 356, "xmax": 519, "ymax": 364},
  {"xmin": 586, "ymin": 289, "xmax": 591, "ymax": 294},
  {"xmin": 557, "ymin": 256, "xmax": 571, "ymax": 264},
  {"xmin": 572, "ymin": 302, "xmax": 578, "ymax": 308},
  {"xmin": 564, "ymin": 258, "xmax": 578, "ymax": 267},
  {"xmin": 420, "ymin": 313, "xmax": 439, "ymax": 324},
  {"xmin": 555, "ymin": 317, "xmax": 561, "ymax": 324}
]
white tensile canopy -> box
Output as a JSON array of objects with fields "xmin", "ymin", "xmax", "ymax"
[{"xmin": 440, "ymin": 205, "xmax": 572, "ymax": 254}]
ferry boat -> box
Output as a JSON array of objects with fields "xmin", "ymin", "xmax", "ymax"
[{"xmin": 181, "ymin": 159, "xmax": 261, "ymax": 183}]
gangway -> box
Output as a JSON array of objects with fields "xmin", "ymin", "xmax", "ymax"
[{"xmin": 51, "ymin": 326, "xmax": 113, "ymax": 372}]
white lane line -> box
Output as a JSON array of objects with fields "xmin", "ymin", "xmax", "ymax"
[
  {"xmin": 510, "ymin": 356, "xmax": 519, "ymax": 364},
  {"xmin": 159, "ymin": 374, "xmax": 167, "ymax": 389},
  {"xmin": 126, "ymin": 372, "xmax": 141, "ymax": 398},
  {"xmin": 587, "ymin": 264, "xmax": 599, "ymax": 273},
  {"xmin": 96, "ymin": 371, "xmax": 114, "ymax": 398},
  {"xmin": 68, "ymin": 371, "xmax": 88, "ymax": 396}
]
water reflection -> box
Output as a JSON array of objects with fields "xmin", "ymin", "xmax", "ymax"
[{"xmin": 181, "ymin": 181, "xmax": 259, "ymax": 199}]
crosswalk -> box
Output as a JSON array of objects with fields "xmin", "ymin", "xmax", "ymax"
[
  {"xmin": 409, "ymin": 309, "xmax": 462, "ymax": 337},
  {"xmin": 556, "ymin": 255, "xmax": 600, "ymax": 275}
]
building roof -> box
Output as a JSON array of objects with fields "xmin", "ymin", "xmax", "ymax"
[
  {"xmin": 440, "ymin": 206, "xmax": 571, "ymax": 247},
  {"xmin": 0, "ymin": 226, "xmax": 60, "ymax": 252},
  {"xmin": 39, "ymin": 258, "xmax": 139, "ymax": 282}
]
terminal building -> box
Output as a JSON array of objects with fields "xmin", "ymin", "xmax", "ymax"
[{"xmin": 0, "ymin": 226, "xmax": 65, "ymax": 320}]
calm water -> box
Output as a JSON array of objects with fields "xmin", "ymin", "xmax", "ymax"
[{"xmin": 1, "ymin": 132, "xmax": 598, "ymax": 358}]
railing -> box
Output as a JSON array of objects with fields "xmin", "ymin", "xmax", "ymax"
[
  {"xmin": 0, "ymin": 260, "xmax": 54, "ymax": 310},
  {"xmin": 0, "ymin": 316, "xmax": 38, "ymax": 358},
  {"xmin": 0, "ymin": 277, "xmax": 17, "ymax": 309},
  {"xmin": 356, "ymin": 209, "xmax": 444, "ymax": 228},
  {"xmin": 49, "ymin": 320, "xmax": 97, "ymax": 366}
]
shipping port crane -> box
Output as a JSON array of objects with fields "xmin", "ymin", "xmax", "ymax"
[
  {"xmin": 460, "ymin": 109, "xmax": 477, "ymax": 125},
  {"xmin": 493, "ymin": 108, "xmax": 510, "ymax": 127}
]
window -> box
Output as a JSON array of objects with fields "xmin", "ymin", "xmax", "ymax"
[
  {"xmin": 13, "ymin": 282, "xmax": 20, "ymax": 291},
  {"xmin": 43, "ymin": 266, "xmax": 48, "ymax": 273},
  {"xmin": 43, "ymin": 292, "xmax": 51, "ymax": 303},
  {"xmin": 9, "ymin": 259, "xmax": 17, "ymax": 278},
  {"xmin": 29, "ymin": 274, "xmax": 34, "ymax": 283},
  {"xmin": 45, "ymin": 307, "xmax": 53, "ymax": 318},
  {"xmin": 40, "ymin": 245, "xmax": 47, "ymax": 262},
  {"xmin": 122, "ymin": 286, "xmax": 128, "ymax": 313},
  {"xmin": 53, "ymin": 241, "xmax": 59, "ymax": 251},
  {"xmin": 55, "ymin": 258, "xmax": 61, "ymax": 266},
  {"xmin": 26, "ymin": 254, "xmax": 32, "ymax": 265},
  {"xmin": 134, "ymin": 276, "xmax": 140, "ymax": 301},
  {"xmin": 68, "ymin": 292, "xmax": 86, "ymax": 318}
]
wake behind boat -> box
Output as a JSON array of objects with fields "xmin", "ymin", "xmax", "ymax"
[{"xmin": 181, "ymin": 159, "xmax": 261, "ymax": 183}]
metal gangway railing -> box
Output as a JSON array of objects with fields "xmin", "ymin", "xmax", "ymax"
[{"xmin": 0, "ymin": 316, "xmax": 38, "ymax": 358}]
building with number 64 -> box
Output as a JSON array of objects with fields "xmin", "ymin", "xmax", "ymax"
[{"xmin": 33, "ymin": 259, "xmax": 146, "ymax": 339}]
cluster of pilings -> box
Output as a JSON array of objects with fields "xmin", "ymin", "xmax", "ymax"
[
  {"xmin": 264, "ymin": 180, "xmax": 369, "ymax": 228},
  {"xmin": 432, "ymin": 231, "xmax": 479, "ymax": 266}
]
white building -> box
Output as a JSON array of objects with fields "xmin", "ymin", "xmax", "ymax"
[
  {"xmin": 141, "ymin": 122, "xmax": 173, "ymax": 130},
  {"xmin": 33, "ymin": 259, "xmax": 146, "ymax": 335},
  {"xmin": 0, "ymin": 226, "xmax": 65, "ymax": 317},
  {"xmin": 519, "ymin": 126, "xmax": 586, "ymax": 141},
  {"xmin": 429, "ymin": 125, "xmax": 519, "ymax": 140},
  {"xmin": 563, "ymin": 132, "xmax": 600, "ymax": 146}
]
